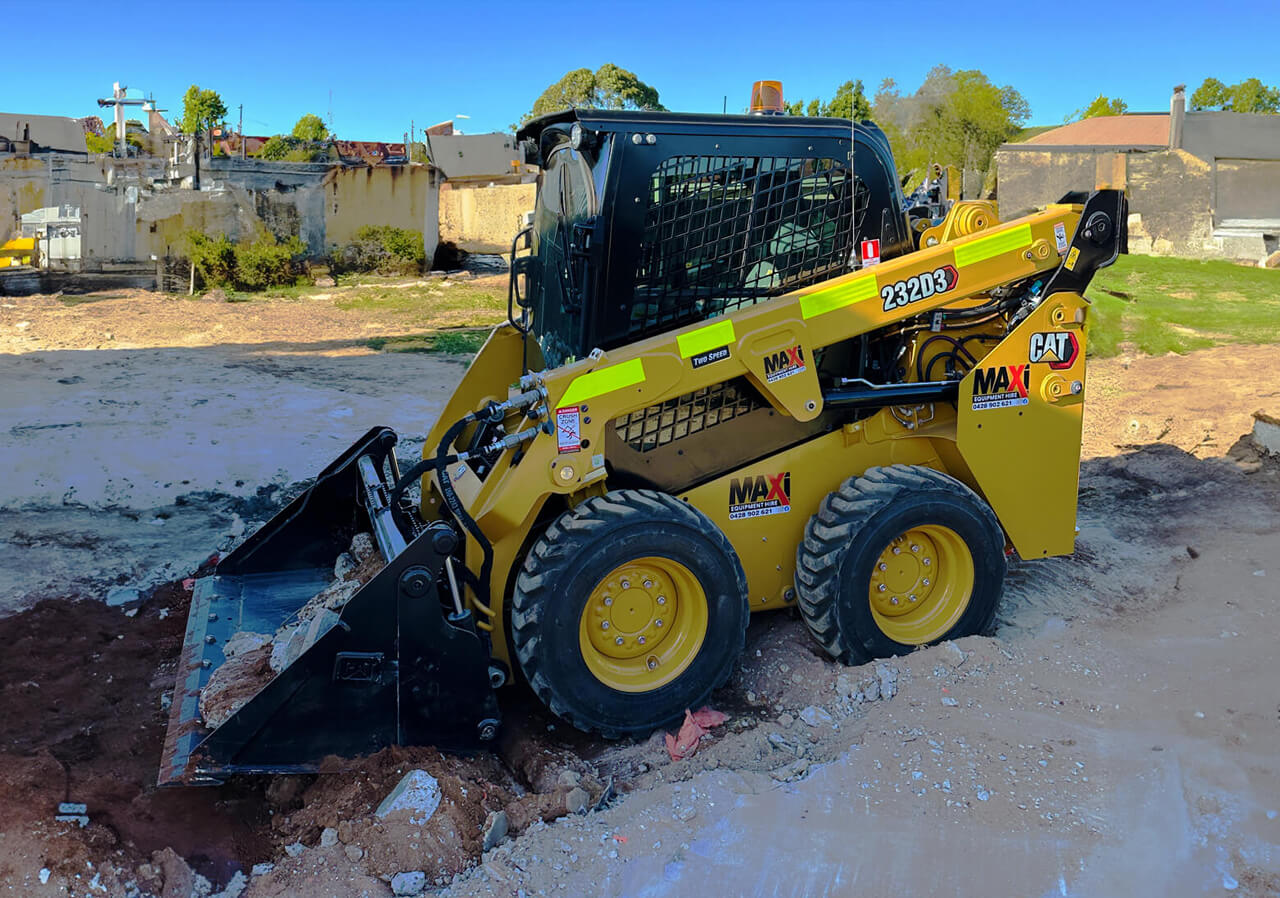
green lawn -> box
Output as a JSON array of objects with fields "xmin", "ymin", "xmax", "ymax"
[{"xmin": 1086, "ymin": 255, "xmax": 1280, "ymax": 358}]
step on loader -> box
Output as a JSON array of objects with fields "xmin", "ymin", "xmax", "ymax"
[{"xmin": 161, "ymin": 99, "xmax": 1126, "ymax": 784}]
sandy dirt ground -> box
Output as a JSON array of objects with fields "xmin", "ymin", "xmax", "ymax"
[{"xmin": 0, "ymin": 290, "xmax": 1277, "ymax": 898}]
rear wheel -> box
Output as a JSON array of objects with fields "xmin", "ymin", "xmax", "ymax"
[
  {"xmin": 795, "ymin": 465, "xmax": 1006, "ymax": 664},
  {"xmin": 511, "ymin": 489, "xmax": 748, "ymax": 737}
]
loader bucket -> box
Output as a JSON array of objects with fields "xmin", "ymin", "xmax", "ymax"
[{"xmin": 159, "ymin": 427, "xmax": 501, "ymax": 786}]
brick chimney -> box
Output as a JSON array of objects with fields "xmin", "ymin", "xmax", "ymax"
[{"xmin": 1169, "ymin": 84, "xmax": 1186, "ymax": 149}]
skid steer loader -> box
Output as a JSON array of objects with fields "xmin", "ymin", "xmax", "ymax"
[{"xmin": 160, "ymin": 103, "xmax": 1126, "ymax": 784}]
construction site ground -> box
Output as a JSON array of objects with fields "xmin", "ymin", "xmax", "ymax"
[{"xmin": 1, "ymin": 287, "xmax": 1278, "ymax": 897}]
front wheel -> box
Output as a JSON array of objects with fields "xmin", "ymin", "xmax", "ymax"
[
  {"xmin": 510, "ymin": 490, "xmax": 748, "ymax": 737},
  {"xmin": 795, "ymin": 465, "xmax": 1006, "ymax": 664}
]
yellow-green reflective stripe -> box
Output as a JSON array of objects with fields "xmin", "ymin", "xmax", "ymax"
[
  {"xmin": 676, "ymin": 319, "xmax": 736, "ymax": 358},
  {"xmin": 799, "ymin": 274, "xmax": 878, "ymax": 320},
  {"xmin": 953, "ymin": 224, "xmax": 1032, "ymax": 267},
  {"xmin": 558, "ymin": 358, "xmax": 645, "ymax": 407}
]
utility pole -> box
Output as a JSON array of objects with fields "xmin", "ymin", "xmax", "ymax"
[{"xmin": 237, "ymin": 104, "xmax": 244, "ymax": 158}]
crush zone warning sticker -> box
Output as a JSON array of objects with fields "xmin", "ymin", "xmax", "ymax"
[{"xmin": 556, "ymin": 406, "xmax": 581, "ymax": 453}]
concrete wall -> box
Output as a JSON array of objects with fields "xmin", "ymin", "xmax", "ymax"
[
  {"xmin": 996, "ymin": 144, "xmax": 1277, "ymax": 260},
  {"xmin": 324, "ymin": 164, "xmax": 441, "ymax": 262},
  {"xmin": 1, "ymin": 153, "xmax": 443, "ymax": 269},
  {"xmin": 438, "ymin": 181, "xmax": 535, "ymax": 252}
]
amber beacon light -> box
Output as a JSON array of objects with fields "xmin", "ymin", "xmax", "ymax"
[{"xmin": 749, "ymin": 80, "xmax": 785, "ymax": 115}]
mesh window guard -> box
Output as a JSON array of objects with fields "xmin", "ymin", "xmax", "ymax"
[
  {"xmin": 630, "ymin": 154, "xmax": 865, "ymax": 341},
  {"xmin": 615, "ymin": 380, "xmax": 761, "ymax": 453}
]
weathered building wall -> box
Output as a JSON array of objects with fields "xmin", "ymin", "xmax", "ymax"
[
  {"xmin": 1125, "ymin": 150, "xmax": 1216, "ymax": 256},
  {"xmin": 438, "ymin": 181, "xmax": 535, "ymax": 252},
  {"xmin": 1, "ymin": 154, "xmax": 444, "ymax": 269},
  {"xmin": 323, "ymin": 164, "xmax": 441, "ymax": 262},
  {"xmin": 994, "ymin": 150, "xmax": 1102, "ymax": 218}
]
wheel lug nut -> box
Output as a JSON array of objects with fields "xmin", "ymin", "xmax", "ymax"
[
  {"xmin": 877, "ymin": 584, "xmax": 887, "ymax": 592},
  {"xmin": 878, "ymin": 562, "xmax": 887, "ymax": 571},
  {"xmin": 621, "ymin": 580, "xmax": 630, "ymax": 589},
  {"xmin": 922, "ymin": 578, "xmax": 930, "ymax": 586},
  {"xmin": 923, "ymin": 558, "xmax": 931, "ymax": 566},
  {"xmin": 892, "ymin": 546, "xmax": 901, "ymax": 555},
  {"xmin": 638, "ymin": 636, "xmax": 646, "ymax": 645},
  {"xmin": 656, "ymin": 595, "xmax": 666, "ymax": 605},
  {"xmin": 655, "ymin": 619, "xmax": 663, "ymax": 627},
  {"xmin": 643, "ymin": 579, "xmax": 653, "ymax": 589},
  {"xmin": 615, "ymin": 636, "xmax": 624, "ymax": 645},
  {"xmin": 890, "ymin": 596, "xmax": 899, "ymax": 605},
  {"xmin": 911, "ymin": 544, "xmax": 920, "ymax": 553},
  {"xmin": 647, "ymin": 657, "xmax": 658, "ymax": 670},
  {"xmin": 909, "ymin": 594, "xmax": 917, "ymax": 602},
  {"xmin": 604, "ymin": 597, "xmax": 613, "ymax": 606}
]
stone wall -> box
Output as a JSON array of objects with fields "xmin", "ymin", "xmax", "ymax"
[{"xmin": 438, "ymin": 181, "xmax": 535, "ymax": 253}]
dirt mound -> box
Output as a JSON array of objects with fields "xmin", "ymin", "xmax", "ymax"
[{"xmin": 0, "ymin": 578, "xmax": 271, "ymax": 891}]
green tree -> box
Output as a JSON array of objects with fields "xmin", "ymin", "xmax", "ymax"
[
  {"xmin": 1190, "ymin": 77, "xmax": 1280, "ymax": 113},
  {"xmin": 291, "ymin": 113, "xmax": 329, "ymax": 142},
  {"xmin": 873, "ymin": 66, "xmax": 1029, "ymax": 186},
  {"xmin": 786, "ymin": 80, "xmax": 872, "ymax": 120},
  {"xmin": 1189, "ymin": 77, "xmax": 1230, "ymax": 110},
  {"xmin": 259, "ymin": 135, "xmax": 293, "ymax": 160},
  {"xmin": 525, "ymin": 64, "xmax": 664, "ymax": 122},
  {"xmin": 1074, "ymin": 95, "xmax": 1128, "ymax": 120},
  {"xmin": 179, "ymin": 85, "xmax": 227, "ymax": 135}
]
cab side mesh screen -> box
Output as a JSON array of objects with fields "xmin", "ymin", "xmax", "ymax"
[
  {"xmin": 614, "ymin": 380, "xmax": 761, "ymax": 453},
  {"xmin": 630, "ymin": 155, "xmax": 864, "ymax": 341}
]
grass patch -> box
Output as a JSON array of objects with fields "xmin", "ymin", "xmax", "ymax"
[
  {"xmin": 365, "ymin": 329, "xmax": 489, "ymax": 355},
  {"xmin": 334, "ymin": 278, "xmax": 506, "ymax": 329},
  {"xmin": 1086, "ymin": 255, "xmax": 1280, "ymax": 358}
]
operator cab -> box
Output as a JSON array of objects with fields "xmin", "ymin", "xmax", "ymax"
[{"xmin": 514, "ymin": 109, "xmax": 912, "ymax": 369}]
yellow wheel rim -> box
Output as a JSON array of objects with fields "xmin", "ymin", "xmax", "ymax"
[
  {"xmin": 868, "ymin": 524, "xmax": 974, "ymax": 645},
  {"xmin": 578, "ymin": 556, "xmax": 708, "ymax": 693}
]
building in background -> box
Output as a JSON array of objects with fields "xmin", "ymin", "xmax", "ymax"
[{"xmin": 997, "ymin": 86, "xmax": 1280, "ymax": 263}]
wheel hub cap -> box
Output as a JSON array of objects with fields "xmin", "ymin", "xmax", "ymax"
[{"xmin": 867, "ymin": 524, "xmax": 974, "ymax": 645}]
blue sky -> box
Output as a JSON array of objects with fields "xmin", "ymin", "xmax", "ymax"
[{"xmin": 10, "ymin": 0, "xmax": 1279, "ymax": 138}]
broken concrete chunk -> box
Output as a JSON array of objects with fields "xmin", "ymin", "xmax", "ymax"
[
  {"xmin": 349, "ymin": 532, "xmax": 375, "ymax": 562},
  {"xmin": 333, "ymin": 552, "xmax": 357, "ymax": 580},
  {"xmin": 938, "ymin": 641, "xmax": 967, "ymax": 668},
  {"xmin": 565, "ymin": 787, "xmax": 590, "ymax": 815},
  {"xmin": 319, "ymin": 827, "xmax": 339, "ymax": 848},
  {"xmin": 482, "ymin": 810, "xmax": 508, "ymax": 851},
  {"xmin": 391, "ymin": 871, "xmax": 426, "ymax": 896},
  {"xmin": 799, "ymin": 705, "xmax": 833, "ymax": 727},
  {"xmin": 198, "ymin": 646, "xmax": 273, "ymax": 729},
  {"xmin": 221, "ymin": 632, "xmax": 271, "ymax": 659},
  {"xmin": 376, "ymin": 769, "xmax": 441, "ymax": 823}
]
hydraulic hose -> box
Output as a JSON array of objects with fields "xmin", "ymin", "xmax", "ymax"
[{"xmin": 434, "ymin": 416, "xmax": 496, "ymax": 606}]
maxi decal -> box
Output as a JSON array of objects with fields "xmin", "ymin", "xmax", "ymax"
[
  {"xmin": 880, "ymin": 265, "xmax": 958, "ymax": 312},
  {"xmin": 728, "ymin": 472, "xmax": 791, "ymax": 520},
  {"xmin": 972, "ymin": 364, "xmax": 1029, "ymax": 411},
  {"xmin": 1028, "ymin": 331, "xmax": 1080, "ymax": 369},
  {"xmin": 763, "ymin": 345, "xmax": 806, "ymax": 384}
]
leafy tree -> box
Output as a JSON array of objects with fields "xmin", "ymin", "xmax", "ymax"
[
  {"xmin": 873, "ymin": 66, "xmax": 1029, "ymax": 187},
  {"xmin": 1190, "ymin": 77, "xmax": 1279, "ymax": 113},
  {"xmin": 785, "ymin": 80, "xmax": 872, "ymax": 120},
  {"xmin": 259, "ymin": 135, "xmax": 292, "ymax": 160},
  {"xmin": 1074, "ymin": 95, "xmax": 1128, "ymax": 120},
  {"xmin": 526, "ymin": 64, "xmax": 664, "ymax": 122},
  {"xmin": 179, "ymin": 85, "xmax": 228, "ymax": 135},
  {"xmin": 291, "ymin": 113, "xmax": 329, "ymax": 142}
]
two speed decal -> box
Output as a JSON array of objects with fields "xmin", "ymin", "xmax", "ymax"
[{"xmin": 880, "ymin": 265, "xmax": 958, "ymax": 312}]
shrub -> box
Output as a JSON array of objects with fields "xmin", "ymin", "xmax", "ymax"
[
  {"xmin": 335, "ymin": 225, "xmax": 426, "ymax": 275},
  {"xmin": 184, "ymin": 231, "xmax": 237, "ymax": 288},
  {"xmin": 235, "ymin": 232, "xmax": 307, "ymax": 289}
]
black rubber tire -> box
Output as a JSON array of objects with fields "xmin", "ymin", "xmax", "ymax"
[
  {"xmin": 795, "ymin": 465, "xmax": 1006, "ymax": 664},
  {"xmin": 510, "ymin": 489, "xmax": 749, "ymax": 738}
]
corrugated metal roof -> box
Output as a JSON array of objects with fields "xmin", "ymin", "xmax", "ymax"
[{"xmin": 1019, "ymin": 114, "xmax": 1171, "ymax": 148}]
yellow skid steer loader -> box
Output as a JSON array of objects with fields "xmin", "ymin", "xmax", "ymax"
[{"xmin": 161, "ymin": 105, "xmax": 1125, "ymax": 784}]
